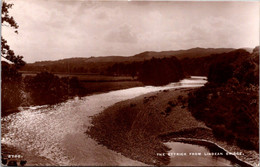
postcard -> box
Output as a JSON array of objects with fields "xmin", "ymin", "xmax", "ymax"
[{"xmin": 1, "ymin": 0, "xmax": 259, "ymax": 166}]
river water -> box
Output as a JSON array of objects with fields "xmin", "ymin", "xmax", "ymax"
[
  {"xmin": 1, "ymin": 76, "xmax": 237, "ymax": 166},
  {"xmin": 165, "ymin": 142, "xmax": 237, "ymax": 166}
]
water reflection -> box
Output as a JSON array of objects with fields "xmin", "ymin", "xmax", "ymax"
[
  {"xmin": 165, "ymin": 142, "xmax": 237, "ymax": 166},
  {"xmin": 2, "ymin": 77, "xmax": 207, "ymax": 166}
]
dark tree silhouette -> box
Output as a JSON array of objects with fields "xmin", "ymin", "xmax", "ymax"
[
  {"xmin": 1, "ymin": 61, "xmax": 23, "ymax": 114},
  {"xmin": 1, "ymin": 1, "xmax": 25, "ymax": 67},
  {"xmin": 139, "ymin": 57, "xmax": 184, "ymax": 86},
  {"xmin": 188, "ymin": 49, "xmax": 259, "ymax": 151},
  {"xmin": 1, "ymin": 1, "xmax": 25, "ymax": 115},
  {"xmin": 208, "ymin": 63, "xmax": 233, "ymax": 84},
  {"xmin": 24, "ymin": 72, "xmax": 85, "ymax": 106}
]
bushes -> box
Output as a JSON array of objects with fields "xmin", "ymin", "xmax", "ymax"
[
  {"xmin": 24, "ymin": 72, "xmax": 85, "ymax": 106},
  {"xmin": 188, "ymin": 48, "xmax": 259, "ymax": 151},
  {"xmin": 167, "ymin": 101, "xmax": 176, "ymax": 107},
  {"xmin": 106, "ymin": 56, "xmax": 185, "ymax": 86},
  {"xmin": 236, "ymin": 138, "xmax": 256, "ymax": 150},
  {"xmin": 138, "ymin": 57, "xmax": 184, "ymax": 86},
  {"xmin": 212, "ymin": 125, "xmax": 235, "ymax": 144},
  {"xmin": 189, "ymin": 84, "xmax": 259, "ymax": 150},
  {"xmin": 208, "ymin": 63, "xmax": 233, "ymax": 84},
  {"xmin": 24, "ymin": 72, "xmax": 65, "ymax": 105},
  {"xmin": 188, "ymin": 80, "xmax": 259, "ymax": 151},
  {"xmin": 165, "ymin": 106, "xmax": 171, "ymax": 114},
  {"xmin": 1, "ymin": 62, "xmax": 23, "ymax": 114}
]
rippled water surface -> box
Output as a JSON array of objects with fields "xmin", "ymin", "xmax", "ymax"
[
  {"xmin": 165, "ymin": 142, "xmax": 237, "ymax": 166},
  {"xmin": 2, "ymin": 77, "xmax": 207, "ymax": 166}
]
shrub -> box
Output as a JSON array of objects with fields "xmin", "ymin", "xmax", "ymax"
[
  {"xmin": 1, "ymin": 62, "xmax": 23, "ymax": 115},
  {"xmin": 236, "ymin": 138, "xmax": 256, "ymax": 150},
  {"xmin": 208, "ymin": 63, "xmax": 233, "ymax": 84},
  {"xmin": 138, "ymin": 57, "xmax": 184, "ymax": 86},
  {"xmin": 24, "ymin": 72, "xmax": 84, "ymax": 106},
  {"xmin": 167, "ymin": 101, "xmax": 176, "ymax": 107},
  {"xmin": 165, "ymin": 106, "xmax": 171, "ymax": 114},
  {"xmin": 212, "ymin": 125, "xmax": 226, "ymax": 139}
]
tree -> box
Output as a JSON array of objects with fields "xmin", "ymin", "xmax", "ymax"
[
  {"xmin": 138, "ymin": 57, "xmax": 184, "ymax": 86},
  {"xmin": 208, "ymin": 63, "xmax": 233, "ymax": 84},
  {"xmin": 24, "ymin": 72, "xmax": 85, "ymax": 105},
  {"xmin": 1, "ymin": 1, "xmax": 25, "ymax": 67},
  {"xmin": 1, "ymin": 1, "xmax": 25, "ymax": 115}
]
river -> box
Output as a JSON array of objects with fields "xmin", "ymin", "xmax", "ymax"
[
  {"xmin": 165, "ymin": 142, "xmax": 237, "ymax": 166},
  {"xmin": 1, "ymin": 76, "xmax": 238, "ymax": 166}
]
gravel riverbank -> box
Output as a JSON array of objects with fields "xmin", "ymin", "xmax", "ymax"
[{"xmin": 86, "ymin": 87, "xmax": 259, "ymax": 166}]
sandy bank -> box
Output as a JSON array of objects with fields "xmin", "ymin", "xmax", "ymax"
[
  {"xmin": 86, "ymin": 87, "xmax": 208, "ymax": 165},
  {"xmin": 86, "ymin": 87, "xmax": 259, "ymax": 166}
]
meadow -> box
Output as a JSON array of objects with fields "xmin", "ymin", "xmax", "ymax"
[{"xmin": 20, "ymin": 71, "xmax": 143, "ymax": 95}]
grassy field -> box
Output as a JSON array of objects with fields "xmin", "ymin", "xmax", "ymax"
[
  {"xmin": 20, "ymin": 71, "xmax": 143, "ymax": 96},
  {"xmin": 20, "ymin": 71, "xmax": 137, "ymax": 81}
]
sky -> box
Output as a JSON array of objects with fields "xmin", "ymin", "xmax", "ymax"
[{"xmin": 2, "ymin": 0, "xmax": 259, "ymax": 63}]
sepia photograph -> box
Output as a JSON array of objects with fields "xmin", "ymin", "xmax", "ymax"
[{"xmin": 1, "ymin": 0, "xmax": 259, "ymax": 166}]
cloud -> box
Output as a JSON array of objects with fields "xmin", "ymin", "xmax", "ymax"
[
  {"xmin": 2, "ymin": 1, "xmax": 259, "ymax": 63},
  {"xmin": 105, "ymin": 24, "xmax": 138, "ymax": 43},
  {"xmin": 95, "ymin": 11, "xmax": 108, "ymax": 20}
]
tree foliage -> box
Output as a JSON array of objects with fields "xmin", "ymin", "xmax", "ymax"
[
  {"xmin": 1, "ymin": 62, "xmax": 23, "ymax": 114},
  {"xmin": 24, "ymin": 72, "xmax": 85, "ymax": 106},
  {"xmin": 188, "ymin": 48, "xmax": 259, "ymax": 151},
  {"xmin": 138, "ymin": 57, "xmax": 184, "ymax": 86},
  {"xmin": 1, "ymin": 1, "xmax": 25, "ymax": 67},
  {"xmin": 208, "ymin": 63, "xmax": 233, "ymax": 84},
  {"xmin": 106, "ymin": 57, "xmax": 185, "ymax": 86},
  {"xmin": 1, "ymin": 1, "xmax": 25, "ymax": 115}
]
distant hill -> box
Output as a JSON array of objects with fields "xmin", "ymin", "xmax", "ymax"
[
  {"xmin": 240, "ymin": 47, "xmax": 254, "ymax": 53},
  {"xmin": 133, "ymin": 47, "xmax": 235, "ymax": 60},
  {"xmin": 20, "ymin": 47, "xmax": 236, "ymax": 73}
]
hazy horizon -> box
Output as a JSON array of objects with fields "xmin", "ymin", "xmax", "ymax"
[
  {"xmin": 2, "ymin": 0, "xmax": 259, "ymax": 63},
  {"xmin": 23, "ymin": 46, "xmax": 256, "ymax": 64}
]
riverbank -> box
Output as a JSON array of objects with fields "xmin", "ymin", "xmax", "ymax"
[
  {"xmin": 1, "ymin": 144, "xmax": 58, "ymax": 166},
  {"xmin": 86, "ymin": 87, "xmax": 207, "ymax": 165},
  {"xmin": 1, "ymin": 80, "xmax": 143, "ymax": 118},
  {"xmin": 86, "ymin": 87, "xmax": 259, "ymax": 166}
]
